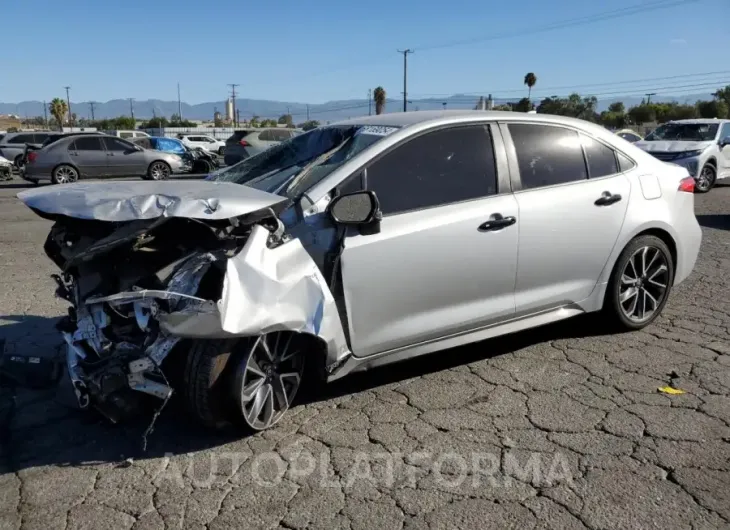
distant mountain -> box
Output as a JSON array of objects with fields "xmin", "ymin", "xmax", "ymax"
[{"xmin": 0, "ymin": 93, "xmax": 716, "ymax": 124}]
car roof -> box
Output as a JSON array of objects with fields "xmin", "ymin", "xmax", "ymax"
[
  {"xmin": 329, "ymin": 110, "xmax": 612, "ymax": 135},
  {"xmin": 667, "ymin": 118, "xmax": 730, "ymax": 124}
]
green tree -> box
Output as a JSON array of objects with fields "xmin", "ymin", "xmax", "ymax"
[
  {"xmin": 373, "ymin": 87, "xmax": 386, "ymax": 115},
  {"xmin": 514, "ymin": 97, "xmax": 533, "ymax": 112},
  {"xmin": 49, "ymin": 98, "xmax": 68, "ymax": 131},
  {"xmin": 713, "ymin": 85, "xmax": 730, "ymax": 109},
  {"xmin": 523, "ymin": 72, "xmax": 537, "ymax": 101},
  {"xmin": 599, "ymin": 110, "xmax": 626, "ymax": 129},
  {"xmin": 627, "ymin": 104, "xmax": 655, "ymax": 125},
  {"xmin": 278, "ymin": 114, "xmax": 293, "ymax": 126},
  {"xmin": 139, "ymin": 116, "xmax": 169, "ymax": 129},
  {"xmin": 608, "ymin": 101, "xmax": 625, "ymax": 113},
  {"xmin": 299, "ymin": 120, "xmax": 320, "ymax": 131},
  {"xmin": 696, "ymin": 99, "xmax": 729, "ymax": 119},
  {"xmin": 536, "ymin": 93, "xmax": 597, "ymax": 121},
  {"xmin": 249, "ymin": 115, "xmax": 260, "ymax": 127},
  {"xmin": 113, "ymin": 116, "xmax": 137, "ymax": 129}
]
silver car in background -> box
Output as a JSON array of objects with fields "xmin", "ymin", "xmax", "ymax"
[
  {"xmin": 23, "ymin": 134, "xmax": 188, "ymax": 184},
  {"xmin": 17, "ymin": 110, "xmax": 701, "ymax": 434}
]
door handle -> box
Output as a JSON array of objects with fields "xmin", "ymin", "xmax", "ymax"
[
  {"xmin": 594, "ymin": 192, "xmax": 622, "ymax": 206},
  {"xmin": 478, "ymin": 215, "xmax": 516, "ymax": 232}
]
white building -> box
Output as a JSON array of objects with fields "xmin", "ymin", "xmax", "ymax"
[{"xmin": 225, "ymin": 98, "xmax": 234, "ymax": 122}]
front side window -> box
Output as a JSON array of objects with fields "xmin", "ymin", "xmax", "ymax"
[
  {"xmin": 72, "ymin": 137, "xmax": 104, "ymax": 151},
  {"xmin": 366, "ymin": 125, "xmax": 498, "ymax": 215},
  {"xmin": 120, "ymin": 132, "xmax": 134, "ymax": 138},
  {"xmin": 508, "ymin": 123, "xmax": 587, "ymax": 190},
  {"xmin": 644, "ymin": 123, "xmax": 719, "ymax": 142},
  {"xmin": 719, "ymin": 123, "xmax": 730, "ymax": 141},
  {"xmin": 580, "ymin": 134, "xmax": 618, "ymax": 178}
]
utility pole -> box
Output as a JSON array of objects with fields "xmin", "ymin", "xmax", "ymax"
[
  {"xmin": 306, "ymin": 104, "xmax": 310, "ymax": 121},
  {"xmin": 43, "ymin": 100, "xmax": 48, "ymax": 128},
  {"xmin": 63, "ymin": 86, "xmax": 71, "ymax": 126},
  {"xmin": 89, "ymin": 102, "xmax": 96, "ymax": 121},
  {"xmin": 228, "ymin": 84, "xmax": 239, "ymax": 127},
  {"xmin": 236, "ymin": 108, "xmax": 240, "ymax": 127},
  {"xmin": 645, "ymin": 92, "xmax": 656, "ymax": 104},
  {"xmin": 177, "ymin": 83, "xmax": 182, "ymax": 120},
  {"xmin": 129, "ymin": 98, "xmax": 135, "ymax": 121},
  {"xmin": 397, "ymin": 49, "xmax": 413, "ymax": 112},
  {"xmin": 368, "ymin": 89, "xmax": 372, "ymax": 115}
]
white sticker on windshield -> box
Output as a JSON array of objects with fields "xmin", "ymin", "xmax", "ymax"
[{"xmin": 356, "ymin": 126, "xmax": 399, "ymax": 137}]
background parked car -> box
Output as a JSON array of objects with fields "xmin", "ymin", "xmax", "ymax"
[
  {"xmin": 103, "ymin": 130, "xmax": 150, "ymax": 139},
  {"xmin": 23, "ymin": 134, "xmax": 186, "ymax": 184},
  {"xmin": 131, "ymin": 136, "xmax": 219, "ymax": 174},
  {"xmin": 177, "ymin": 134, "xmax": 226, "ymax": 155},
  {"xmin": 223, "ymin": 127, "xmax": 299, "ymax": 166},
  {"xmin": 20, "ymin": 131, "xmax": 105, "ymax": 172},
  {"xmin": 0, "ymin": 131, "xmax": 54, "ymax": 169},
  {"xmin": 615, "ymin": 129, "xmax": 643, "ymax": 143}
]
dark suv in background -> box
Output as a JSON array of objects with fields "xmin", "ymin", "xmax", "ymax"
[
  {"xmin": 223, "ymin": 127, "xmax": 300, "ymax": 166},
  {"xmin": 0, "ymin": 131, "xmax": 54, "ymax": 169}
]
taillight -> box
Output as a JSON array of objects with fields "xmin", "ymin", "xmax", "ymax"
[
  {"xmin": 678, "ymin": 176, "xmax": 695, "ymax": 193},
  {"xmin": 27, "ymin": 152, "xmax": 37, "ymax": 163},
  {"xmin": 239, "ymin": 140, "xmax": 250, "ymax": 147}
]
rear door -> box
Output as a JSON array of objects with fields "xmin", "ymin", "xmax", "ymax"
[
  {"xmin": 103, "ymin": 136, "xmax": 148, "ymax": 176},
  {"xmin": 69, "ymin": 136, "xmax": 109, "ymax": 177},
  {"xmin": 501, "ymin": 122, "xmax": 631, "ymax": 314},
  {"xmin": 338, "ymin": 124, "xmax": 519, "ymax": 357}
]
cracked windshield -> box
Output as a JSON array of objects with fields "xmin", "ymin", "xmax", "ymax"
[{"xmin": 2, "ymin": 0, "xmax": 729, "ymax": 528}]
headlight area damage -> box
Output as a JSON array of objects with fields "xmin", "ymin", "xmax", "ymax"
[{"xmin": 16, "ymin": 181, "xmax": 351, "ymax": 435}]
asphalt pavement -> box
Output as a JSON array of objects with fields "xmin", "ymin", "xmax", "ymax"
[{"xmin": 0, "ymin": 176, "xmax": 729, "ymax": 530}]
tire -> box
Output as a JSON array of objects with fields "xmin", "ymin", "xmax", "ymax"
[
  {"xmin": 13, "ymin": 155, "xmax": 23, "ymax": 171},
  {"xmin": 147, "ymin": 161, "xmax": 171, "ymax": 180},
  {"xmin": 51, "ymin": 164, "xmax": 79, "ymax": 185},
  {"xmin": 218, "ymin": 146, "xmax": 225, "ymax": 155},
  {"xmin": 183, "ymin": 333, "xmax": 307, "ymax": 432},
  {"xmin": 604, "ymin": 235, "xmax": 674, "ymax": 331},
  {"xmin": 694, "ymin": 163, "xmax": 716, "ymax": 193}
]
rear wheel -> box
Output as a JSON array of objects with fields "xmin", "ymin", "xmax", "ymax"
[
  {"xmin": 147, "ymin": 161, "xmax": 171, "ymax": 180},
  {"xmin": 183, "ymin": 332, "xmax": 307, "ymax": 432},
  {"xmin": 52, "ymin": 164, "xmax": 79, "ymax": 184},
  {"xmin": 695, "ymin": 163, "xmax": 716, "ymax": 193},
  {"xmin": 604, "ymin": 235, "xmax": 674, "ymax": 330}
]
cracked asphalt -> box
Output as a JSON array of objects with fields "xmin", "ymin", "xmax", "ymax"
[{"xmin": 1, "ymin": 178, "xmax": 729, "ymax": 530}]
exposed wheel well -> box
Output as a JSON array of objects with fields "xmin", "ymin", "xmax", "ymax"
[
  {"xmin": 633, "ymin": 228, "xmax": 678, "ymax": 271},
  {"xmin": 704, "ymin": 157, "xmax": 717, "ymax": 169}
]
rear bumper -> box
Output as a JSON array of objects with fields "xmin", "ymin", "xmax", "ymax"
[{"xmin": 673, "ymin": 197, "xmax": 702, "ymax": 286}]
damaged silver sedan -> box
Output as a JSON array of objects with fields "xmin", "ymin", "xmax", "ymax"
[{"xmin": 18, "ymin": 111, "xmax": 701, "ymax": 432}]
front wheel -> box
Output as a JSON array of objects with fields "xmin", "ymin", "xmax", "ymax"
[
  {"xmin": 147, "ymin": 161, "xmax": 171, "ymax": 180},
  {"xmin": 604, "ymin": 235, "xmax": 674, "ymax": 330},
  {"xmin": 218, "ymin": 146, "xmax": 225, "ymax": 155},
  {"xmin": 52, "ymin": 164, "xmax": 79, "ymax": 184},
  {"xmin": 183, "ymin": 332, "xmax": 307, "ymax": 432},
  {"xmin": 695, "ymin": 163, "xmax": 716, "ymax": 193}
]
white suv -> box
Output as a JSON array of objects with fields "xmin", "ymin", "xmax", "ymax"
[
  {"xmin": 178, "ymin": 134, "xmax": 226, "ymax": 155},
  {"xmin": 634, "ymin": 119, "xmax": 730, "ymax": 193}
]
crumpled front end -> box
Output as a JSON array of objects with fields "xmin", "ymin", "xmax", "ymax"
[{"xmin": 40, "ymin": 202, "xmax": 350, "ymax": 424}]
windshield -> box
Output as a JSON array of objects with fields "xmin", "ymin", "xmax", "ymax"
[
  {"xmin": 645, "ymin": 123, "xmax": 719, "ymax": 142},
  {"xmin": 210, "ymin": 124, "xmax": 400, "ymax": 197}
]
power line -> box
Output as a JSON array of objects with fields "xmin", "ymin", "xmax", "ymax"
[
  {"xmin": 409, "ymin": 70, "xmax": 730, "ymax": 98},
  {"xmin": 297, "ymin": 0, "xmax": 701, "ymax": 81}
]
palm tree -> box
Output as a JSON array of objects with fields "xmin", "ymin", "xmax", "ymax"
[
  {"xmin": 49, "ymin": 98, "xmax": 68, "ymax": 131},
  {"xmin": 373, "ymin": 87, "xmax": 386, "ymax": 115},
  {"xmin": 524, "ymin": 72, "xmax": 537, "ymax": 101}
]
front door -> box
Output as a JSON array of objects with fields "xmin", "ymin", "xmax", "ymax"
[
  {"xmin": 103, "ymin": 137, "xmax": 148, "ymax": 177},
  {"xmin": 338, "ymin": 124, "xmax": 519, "ymax": 357},
  {"xmin": 69, "ymin": 136, "xmax": 109, "ymax": 177},
  {"xmin": 718, "ymin": 122, "xmax": 730, "ymax": 178},
  {"xmin": 502, "ymin": 122, "xmax": 631, "ymax": 313}
]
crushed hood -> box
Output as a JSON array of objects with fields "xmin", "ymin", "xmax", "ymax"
[
  {"xmin": 634, "ymin": 140, "xmax": 712, "ymax": 153},
  {"xmin": 16, "ymin": 180, "xmax": 290, "ymax": 222}
]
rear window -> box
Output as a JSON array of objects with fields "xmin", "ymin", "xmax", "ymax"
[
  {"xmin": 41, "ymin": 134, "xmax": 64, "ymax": 147},
  {"xmin": 33, "ymin": 133, "xmax": 51, "ymax": 143}
]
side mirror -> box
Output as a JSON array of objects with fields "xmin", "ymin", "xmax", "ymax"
[
  {"xmin": 328, "ymin": 190, "xmax": 381, "ymax": 226},
  {"xmin": 719, "ymin": 136, "xmax": 730, "ymax": 148}
]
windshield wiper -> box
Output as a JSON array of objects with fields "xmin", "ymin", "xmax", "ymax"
[{"xmin": 286, "ymin": 136, "xmax": 354, "ymax": 196}]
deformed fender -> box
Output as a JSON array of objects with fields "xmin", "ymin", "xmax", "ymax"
[{"xmin": 158, "ymin": 225, "xmax": 351, "ymax": 368}]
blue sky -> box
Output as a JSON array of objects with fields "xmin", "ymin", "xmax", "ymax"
[{"xmin": 1, "ymin": 0, "xmax": 727, "ymax": 104}]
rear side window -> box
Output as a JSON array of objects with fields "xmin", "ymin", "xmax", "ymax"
[
  {"xmin": 508, "ymin": 123, "xmax": 587, "ymax": 190},
  {"xmin": 366, "ymin": 125, "xmax": 498, "ymax": 215},
  {"xmin": 617, "ymin": 152, "xmax": 635, "ymax": 172},
  {"xmin": 72, "ymin": 137, "xmax": 104, "ymax": 151},
  {"xmin": 120, "ymin": 132, "xmax": 134, "ymax": 138},
  {"xmin": 580, "ymin": 134, "xmax": 618, "ymax": 178},
  {"xmin": 33, "ymin": 133, "xmax": 50, "ymax": 143},
  {"xmin": 134, "ymin": 138, "xmax": 153, "ymax": 150}
]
